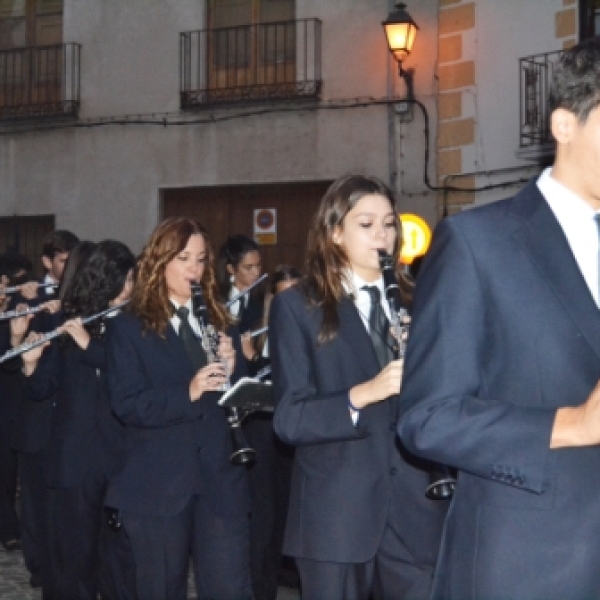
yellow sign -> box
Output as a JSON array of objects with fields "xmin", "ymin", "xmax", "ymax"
[{"xmin": 399, "ymin": 213, "xmax": 432, "ymax": 265}]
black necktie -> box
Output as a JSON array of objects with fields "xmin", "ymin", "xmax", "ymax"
[
  {"xmin": 175, "ymin": 306, "xmax": 208, "ymax": 370},
  {"xmin": 363, "ymin": 286, "xmax": 394, "ymax": 369}
]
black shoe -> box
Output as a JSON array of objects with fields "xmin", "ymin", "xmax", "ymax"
[
  {"xmin": 29, "ymin": 572, "xmax": 42, "ymax": 588},
  {"xmin": 2, "ymin": 539, "xmax": 21, "ymax": 552}
]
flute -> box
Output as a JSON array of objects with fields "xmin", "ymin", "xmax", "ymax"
[
  {"xmin": 225, "ymin": 273, "xmax": 268, "ymax": 309},
  {"xmin": 0, "ymin": 300, "xmax": 129, "ymax": 364},
  {"xmin": 0, "ymin": 282, "xmax": 58, "ymax": 295},
  {"xmin": 0, "ymin": 303, "xmax": 56, "ymax": 321},
  {"xmin": 248, "ymin": 326, "xmax": 268, "ymax": 339},
  {"xmin": 0, "ymin": 305, "xmax": 44, "ymax": 321}
]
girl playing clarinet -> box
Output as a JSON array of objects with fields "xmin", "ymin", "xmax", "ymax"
[{"xmin": 269, "ymin": 174, "xmax": 448, "ymax": 600}]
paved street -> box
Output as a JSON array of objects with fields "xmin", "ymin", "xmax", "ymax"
[
  {"xmin": 0, "ymin": 545, "xmax": 39, "ymax": 600},
  {"xmin": 0, "ymin": 543, "xmax": 300, "ymax": 599}
]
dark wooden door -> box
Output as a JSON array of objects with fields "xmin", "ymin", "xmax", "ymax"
[{"xmin": 161, "ymin": 180, "xmax": 331, "ymax": 277}]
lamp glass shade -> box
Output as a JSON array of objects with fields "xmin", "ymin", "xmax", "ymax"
[{"xmin": 383, "ymin": 20, "xmax": 417, "ymax": 62}]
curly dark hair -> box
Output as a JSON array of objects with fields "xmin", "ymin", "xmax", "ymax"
[
  {"xmin": 131, "ymin": 217, "xmax": 232, "ymax": 337},
  {"xmin": 62, "ymin": 240, "xmax": 135, "ymax": 337}
]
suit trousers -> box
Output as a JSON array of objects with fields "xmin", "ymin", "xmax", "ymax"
[
  {"xmin": 45, "ymin": 458, "xmax": 129, "ymax": 600},
  {"xmin": 19, "ymin": 450, "xmax": 50, "ymax": 581},
  {"xmin": 245, "ymin": 413, "xmax": 293, "ymax": 600},
  {"xmin": 122, "ymin": 494, "xmax": 252, "ymax": 600},
  {"xmin": 0, "ymin": 430, "xmax": 19, "ymax": 543},
  {"xmin": 296, "ymin": 497, "xmax": 435, "ymax": 600}
]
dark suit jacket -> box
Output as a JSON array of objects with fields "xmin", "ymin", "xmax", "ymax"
[
  {"xmin": 23, "ymin": 331, "xmax": 125, "ymax": 488},
  {"xmin": 269, "ymin": 287, "xmax": 447, "ymax": 564},
  {"xmin": 237, "ymin": 290, "xmax": 264, "ymax": 334},
  {"xmin": 10, "ymin": 282, "xmax": 59, "ymax": 454},
  {"xmin": 398, "ymin": 179, "xmax": 600, "ymax": 600},
  {"xmin": 104, "ymin": 311, "xmax": 249, "ymax": 518}
]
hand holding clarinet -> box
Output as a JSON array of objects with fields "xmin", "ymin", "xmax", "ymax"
[{"xmin": 377, "ymin": 249, "xmax": 456, "ymax": 500}]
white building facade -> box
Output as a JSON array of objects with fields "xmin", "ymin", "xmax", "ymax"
[{"xmin": 0, "ymin": 0, "xmax": 597, "ymax": 272}]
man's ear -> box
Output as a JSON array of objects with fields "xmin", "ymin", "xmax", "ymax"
[
  {"xmin": 551, "ymin": 108, "xmax": 576, "ymax": 144},
  {"xmin": 41, "ymin": 256, "xmax": 52, "ymax": 272}
]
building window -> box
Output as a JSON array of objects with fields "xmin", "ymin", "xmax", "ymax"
[
  {"xmin": 0, "ymin": 0, "xmax": 63, "ymax": 50},
  {"xmin": 0, "ymin": 0, "xmax": 80, "ymax": 120},
  {"xmin": 580, "ymin": 0, "xmax": 600, "ymax": 40},
  {"xmin": 0, "ymin": 215, "xmax": 55, "ymax": 278},
  {"xmin": 181, "ymin": 0, "xmax": 321, "ymax": 107}
]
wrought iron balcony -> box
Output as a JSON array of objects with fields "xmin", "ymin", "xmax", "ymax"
[
  {"xmin": 180, "ymin": 18, "xmax": 321, "ymax": 108},
  {"xmin": 0, "ymin": 43, "xmax": 81, "ymax": 121},
  {"xmin": 519, "ymin": 49, "xmax": 562, "ymax": 148}
]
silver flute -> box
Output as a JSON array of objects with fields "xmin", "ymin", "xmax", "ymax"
[
  {"xmin": 0, "ymin": 304, "xmax": 54, "ymax": 322},
  {"xmin": 225, "ymin": 273, "xmax": 268, "ymax": 309},
  {"xmin": 0, "ymin": 300, "xmax": 129, "ymax": 364},
  {"xmin": 0, "ymin": 282, "xmax": 58, "ymax": 295}
]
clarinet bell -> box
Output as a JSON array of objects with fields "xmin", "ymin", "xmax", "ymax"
[
  {"xmin": 227, "ymin": 408, "xmax": 257, "ymax": 466},
  {"xmin": 425, "ymin": 464, "xmax": 457, "ymax": 500}
]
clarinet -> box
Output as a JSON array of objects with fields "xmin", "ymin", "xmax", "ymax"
[
  {"xmin": 0, "ymin": 301, "xmax": 129, "ymax": 363},
  {"xmin": 191, "ymin": 284, "xmax": 257, "ymax": 466},
  {"xmin": 377, "ymin": 250, "xmax": 456, "ymax": 500}
]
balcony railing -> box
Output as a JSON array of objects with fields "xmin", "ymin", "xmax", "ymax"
[
  {"xmin": 180, "ymin": 18, "xmax": 321, "ymax": 108},
  {"xmin": 519, "ymin": 50, "xmax": 562, "ymax": 148},
  {"xmin": 0, "ymin": 43, "xmax": 81, "ymax": 120}
]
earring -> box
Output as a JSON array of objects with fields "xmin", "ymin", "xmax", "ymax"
[{"xmin": 230, "ymin": 274, "xmax": 235, "ymax": 283}]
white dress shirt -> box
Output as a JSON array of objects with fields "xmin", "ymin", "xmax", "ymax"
[
  {"xmin": 537, "ymin": 168, "xmax": 600, "ymax": 307},
  {"xmin": 169, "ymin": 298, "xmax": 203, "ymax": 337},
  {"xmin": 344, "ymin": 271, "xmax": 391, "ymax": 330}
]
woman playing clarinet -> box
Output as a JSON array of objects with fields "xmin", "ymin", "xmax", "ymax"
[
  {"xmin": 104, "ymin": 217, "xmax": 252, "ymax": 600},
  {"xmin": 269, "ymin": 175, "xmax": 448, "ymax": 600}
]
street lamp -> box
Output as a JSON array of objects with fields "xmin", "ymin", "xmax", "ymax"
[{"xmin": 382, "ymin": 2, "xmax": 418, "ymax": 100}]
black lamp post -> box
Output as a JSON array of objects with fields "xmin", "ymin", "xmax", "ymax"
[{"xmin": 382, "ymin": 3, "xmax": 418, "ymax": 101}]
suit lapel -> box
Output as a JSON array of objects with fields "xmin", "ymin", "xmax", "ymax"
[
  {"xmin": 162, "ymin": 322, "xmax": 196, "ymax": 376},
  {"xmin": 511, "ymin": 183, "xmax": 600, "ymax": 362},
  {"xmin": 337, "ymin": 296, "xmax": 381, "ymax": 378}
]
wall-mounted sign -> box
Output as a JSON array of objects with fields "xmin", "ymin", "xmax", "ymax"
[
  {"xmin": 399, "ymin": 213, "xmax": 432, "ymax": 265},
  {"xmin": 254, "ymin": 208, "xmax": 277, "ymax": 245}
]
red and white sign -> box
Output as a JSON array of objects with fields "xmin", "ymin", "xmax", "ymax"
[{"xmin": 253, "ymin": 208, "xmax": 277, "ymax": 245}]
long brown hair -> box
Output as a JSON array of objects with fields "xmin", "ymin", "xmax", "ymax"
[
  {"xmin": 302, "ymin": 174, "xmax": 402, "ymax": 344},
  {"xmin": 131, "ymin": 217, "xmax": 232, "ymax": 336}
]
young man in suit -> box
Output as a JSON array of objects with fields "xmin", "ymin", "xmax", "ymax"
[
  {"xmin": 398, "ymin": 36, "xmax": 600, "ymax": 599},
  {"xmin": 8, "ymin": 230, "xmax": 78, "ymax": 589}
]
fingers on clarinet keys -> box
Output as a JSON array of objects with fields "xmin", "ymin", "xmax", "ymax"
[{"xmin": 425, "ymin": 465, "xmax": 457, "ymax": 500}]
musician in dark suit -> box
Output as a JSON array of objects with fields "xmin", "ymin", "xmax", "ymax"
[
  {"xmin": 269, "ymin": 175, "xmax": 448, "ymax": 600},
  {"xmin": 217, "ymin": 234, "xmax": 265, "ymax": 336},
  {"xmin": 105, "ymin": 217, "xmax": 251, "ymax": 600},
  {"xmin": 398, "ymin": 37, "xmax": 600, "ymax": 600},
  {"xmin": 8, "ymin": 229, "xmax": 79, "ymax": 589},
  {"xmin": 0, "ymin": 251, "xmax": 33, "ymax": 552},
  {"xmin": 20, "ymin": 240, "xmax": 135, "ymax": 600}
]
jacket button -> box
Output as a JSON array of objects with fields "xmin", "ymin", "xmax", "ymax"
[
  {"xmin": 198, "ymin": 414, "xmax": 204, "ymax": 421},
  {"xmin": 390, "ymin": 467, "xmax": 397, "ymax": 476},
  {"xmin": 389, "ymin": 423, "xmax": 396, "ymax": 431},
  {"xmin": 197, "ymin": 446, "xmax": 203, "ymax": 453}
]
